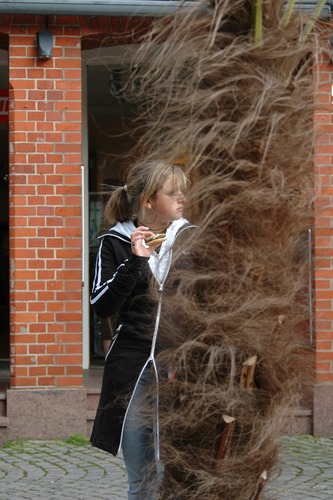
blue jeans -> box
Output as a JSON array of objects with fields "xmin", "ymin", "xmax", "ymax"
[{"xmin": 122, "ymin": 369, "xmax": 162, "ymax": 500}]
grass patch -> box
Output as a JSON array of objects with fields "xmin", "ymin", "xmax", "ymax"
[
  {"xmin": 65, "ymin": 435, "xmax": 90, "ymax": 446},
  {"xmin": 0, "ymin": 439, "xmax": 29, "ymax": 449},
  {"xmin": 0, "ymin": 435, "xmax": 90, "ymax": 449}
]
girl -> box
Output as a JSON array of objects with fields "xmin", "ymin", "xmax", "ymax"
[{"xmin": 90, "ymin": 160, "xmax": 194, "ymax": 499}]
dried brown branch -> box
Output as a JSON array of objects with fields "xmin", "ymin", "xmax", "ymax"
[{"xmin": 123, "ymin": 0, "xmax": 325, "ymax": 498}]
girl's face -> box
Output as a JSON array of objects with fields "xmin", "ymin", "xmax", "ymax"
[{"xmin": 146, "ymin": 175, "xmax": 187, "ymax": 225}]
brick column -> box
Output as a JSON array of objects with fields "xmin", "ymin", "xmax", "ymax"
[
  {"xmin": 8, "ymin": 15, "xmax": 83, "ymax": 389},
  {"xmin": 313, "ymin": 51, "xmax": 333, "ymax": 436},
  {"xmin": 5, "ymin": 15, "xmax": 86, "ymax": 439}
]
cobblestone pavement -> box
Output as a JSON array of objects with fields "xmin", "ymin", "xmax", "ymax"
[
  {"xmin": 265, "ymin": 436, "xmax": 333, "ymax": 500},
  {"xmin": 0, "ymin": 435, "xmax": 333, "ymax": 499}
]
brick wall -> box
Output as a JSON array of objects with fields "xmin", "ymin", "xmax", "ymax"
[
  {"xmin": 0, "ymin": 14, "xmax": 83, "ymax": 388},
  {"xmin": 0, "ymin": 13, "xmax": 152, "ymax": 390},
  {"xmin": 313, "ymin": 48, "xmax": 333, "ymax": 385}
]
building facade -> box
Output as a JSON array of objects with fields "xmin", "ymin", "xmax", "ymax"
[{"xmin": 0, "ymin": 0, "xmax": 333, "ymax": 442}]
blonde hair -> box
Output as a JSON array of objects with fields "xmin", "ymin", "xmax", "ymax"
[{"xmin": 104, "ymin": 160, "xmax": 187, "ymax": 225}]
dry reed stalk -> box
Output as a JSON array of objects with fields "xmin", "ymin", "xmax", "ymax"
[
  {"xmin": 240, "ymin": 354, "xmax": 257, "ymax": 390},
  {"xmin": 252, "ymin": 470, "xmax": 268, "ymax": 500},
  {"xmin": 213, "ymin": 414, "xmax": 236, "ymax": 463},
  {"xmin": 122, "ymin": 0, "xmax": 327, "ymax": 498}
]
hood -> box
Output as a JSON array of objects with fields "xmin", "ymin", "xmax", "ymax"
[{"xmin": 111, "ymin": 220, "xmax": 136, "ymax": 240}]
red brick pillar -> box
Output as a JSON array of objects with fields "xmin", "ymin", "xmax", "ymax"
[
  {"xmin": 313, "ymin": 51, "xmax": 333, "ymax": 436},
  {"xmin": 6, "ymin": 14, "xmax": 86, "ymax": 439}
]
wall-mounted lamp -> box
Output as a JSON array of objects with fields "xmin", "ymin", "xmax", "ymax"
[{"xmin": 36, "ymin": 30, "xmax": 53, "ymax": 59}]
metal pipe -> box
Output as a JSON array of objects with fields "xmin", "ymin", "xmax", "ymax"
[
  {"xmin": 0, "ymin": 0, "xmax": 198, "ymax": 16},
  {"xmin": 81, "ymin": 164, "xmax": 85, "ymax": 288}
]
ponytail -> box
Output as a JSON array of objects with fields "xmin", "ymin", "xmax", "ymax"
[{"xmin": 104, "ymin": 186, "xmax": 133, "ymax": 225}]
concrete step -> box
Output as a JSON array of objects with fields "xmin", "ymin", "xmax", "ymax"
[
  {"xmin": 86, "ymin": 388, "xmax": 100, "ymax": 412},
  {"xmin": 0, "ymin": 416, "xmax": 9, "ymax": 427},
  {"xmin": 0, "ymin": 390, "xmax": 6, "ymax": 418},
  {"xmin": 291, "ymin": 407, "xmax": 312, "ymax": 417},
  {"xmin": 87, "ymin": 410, "xmax": 96, "ymax": 421},
  {"xmin": 0, "ymin": 390, "xmax": 9, "ymax": 431}
]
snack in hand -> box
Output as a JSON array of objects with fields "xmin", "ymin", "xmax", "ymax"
[{"xmin": 145, "ymin": 233, "xmax": 167, "ymax": 246}]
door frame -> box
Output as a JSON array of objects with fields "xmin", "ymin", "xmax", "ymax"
[{"xmin": 82, "ymin": 62, "xmax": 90, "ymax": 369}]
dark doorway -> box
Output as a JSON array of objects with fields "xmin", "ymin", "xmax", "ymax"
[{"xmin": 85, "ymin": 56, "xmax": 140, "ymax": 362}]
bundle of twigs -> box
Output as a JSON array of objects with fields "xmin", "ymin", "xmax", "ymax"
[{"xmin": 124, "ymin": 1, "xmax": 326, "ymax": 498}]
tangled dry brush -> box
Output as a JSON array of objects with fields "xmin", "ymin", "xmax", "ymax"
[{"xmin": 125, "ymin": 1, "xmax": 326, "ymax": 498}]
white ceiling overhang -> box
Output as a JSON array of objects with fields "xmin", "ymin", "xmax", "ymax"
[
  {"xmin": 0, "ymin": 0, "xmax": 198, "ymax": 16},
  {"xmin": 0, "ymin": 1, "xmax": 331, "ymax": 19}
]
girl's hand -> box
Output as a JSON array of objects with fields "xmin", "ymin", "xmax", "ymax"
[{"xmin": 131, "ymin": 226, "xmax": 160, "ymax": 257}]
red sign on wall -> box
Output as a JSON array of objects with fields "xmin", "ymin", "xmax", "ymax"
[{"xmin": 0, "ymin": 89, "xmax": 9, "ymax": 124}]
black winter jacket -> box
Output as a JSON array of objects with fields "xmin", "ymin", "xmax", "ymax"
[{"xmin": 90, "ymin": 218, "xmax": 193, "ymax": 455}]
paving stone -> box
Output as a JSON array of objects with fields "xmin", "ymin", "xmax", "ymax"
[{"xmin": 0, "ymin": 436, "xmax": 333, "ymax": 499}]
